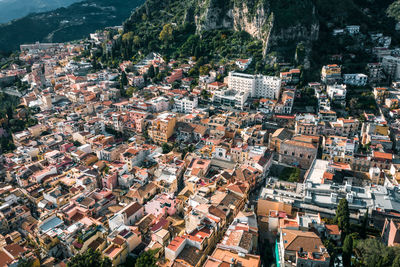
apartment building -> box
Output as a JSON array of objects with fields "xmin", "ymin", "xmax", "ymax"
[
  {"xmin": 174, "ymin": 96, "xmax": 198, "ymax": 113},
  {"xmin": 367, "ymin": 63, "xmax": 384, "ymax": 83},
  {"xmin": 321, "ymin": 64, "xmax": 341, "ymax": 84},
  {"xmin": 382, "ymin": 56, "xmax": 400, "ymax": 80},
  {"xmin": 322, "ymin": 136, "xmax": 358, "ymax": 164},
  {"xmin": 228, "ymin": 72, "xmax": 281, "ymax": 99},
  {"xmin": 278, "ymin": 229, "xmax": 330, "ymax": 267},
  {"xmin": 148, "ymin": 112, "xmax": 177, "ymax": 144},
  {"xmin": 343, "ymin": 73, "xmax": 368, "ymax": 86},
  {"xmin": 326, "ymin": 84, "xmax": 347, "ymax": 106}
]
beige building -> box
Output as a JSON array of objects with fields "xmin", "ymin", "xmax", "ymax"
[
  {"xmin": 148, "ymin": 112, "xmax": 177, "ymax": 144},
  {"xmin": 268, "ymin": 128, "xmax": 293, "ymax": 152},
  {"xmin": 28, "ymin": 124, "xmax": 47, "ymax": 137},
  {"xmin": 278, "ymin": 135, "xmax": 319, "ymax": 169}
]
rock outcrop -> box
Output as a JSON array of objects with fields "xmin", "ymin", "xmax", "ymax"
[{"xmin": 192, "ymin": 0, "xmax": 319, "ymax": 59}]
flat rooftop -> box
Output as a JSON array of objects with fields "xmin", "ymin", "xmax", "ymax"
[{"xmin": 306, "ymin": 159, "xmax": 330, "ymax": 184}]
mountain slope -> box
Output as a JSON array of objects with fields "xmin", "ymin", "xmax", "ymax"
[
  {"xmin": 0, "ymin": 0, "xmax": 145, "ymax": 52},
  {"xmin": 123, "ymin": 0, "xmax": 319, "ymax": 58},
  {"xmin": 0, "ymin": 0, "xmax": 82, "ymax": 23},
  {"xmin": 116, "ymin": 0, "xmax": 399, "ymax": 68}
]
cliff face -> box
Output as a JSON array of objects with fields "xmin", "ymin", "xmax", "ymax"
[
  {"xmin": 194, "ymin": 0, "xmax": 271, "ymax": 41},
  {"xmin": 193, "ymin": 0, "xmax": 319, "ymax": 59}
]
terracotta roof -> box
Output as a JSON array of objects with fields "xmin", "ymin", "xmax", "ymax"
[
  {"xmin": 373, "ymin": 151, "xmax": 392, "ymax": 160},
  {"xmin": 325, "ymin": 224, "xmax": 341, "ymax": 236},
  {"xmin": 4, "ymin": 243, "xmax": 26, "ymax": 258},
  {"xmin": 282, "ymin": 229, "xmax": 324, "ymax": 252},
  {"xmin": 113, "ymin": 236, "xmax": 125, "ymax": 246},
  {"xmin": 176, "ymin": 245, "xmax": 204, "ymax": 266},
  {"xmin": 167, "ymin": 236, "xmax": 186, "ymax": 252},
  {"xmin": 323, "ymin": 171, "xmax": 334, "ymax": 180},
  {"xmin": 0, "ymin": 251, "xmax": 13, "ymax": 267},
  {"xmin": 284, "ymin": 140, "xmax": 317, "ymax": 149},
  {"xmin": 123, "ymin": 202, "xmax": 142, "ymax": 218}
]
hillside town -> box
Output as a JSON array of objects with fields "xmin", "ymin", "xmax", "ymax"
[{"xmin": 1, "ymin": 22, "xmax": 400, "ymax": 267}]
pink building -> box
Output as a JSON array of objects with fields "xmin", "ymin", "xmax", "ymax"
[
  {"xmin": 62, "ymin": 203, "xmax": 90, "ymax": 223},
  {"xmin": 166, "ymin": 69, "xmax": 183, "ymax": 84},
  {"xmin": 382, "ymin": 218, "xmax": 400, "ymax": 246},
  {"xmin": 144, "ymin": 194, "xmax": 177, "ymax": 217},
  {"xmin": 103, "ymin": 171, "xmax": 118, "ymax": 190}
]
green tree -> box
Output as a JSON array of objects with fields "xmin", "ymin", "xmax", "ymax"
[
  {"xmin": 356, "ymin": 238, "xmax": 400, "ymax": 267},
  {"xmin": 393, "ymin": 255, "xmax": 400, "ymax": 267},
  {"xmin": 17, "ymin": 258, "xmax": 38, "ymax": 267},
  {"xmin": 342, "ymin": 235, "xmax": 353, "ymax": 267},
  {"xmin": 126, "ymin": 86, "xmax": 138, "ymax": 97},
  {"xmin": 148, "ymin": 65, "xmax": 155, "ymax": 78},
  {"xmin": 360, "ymin": 210, "xmax": 369, "ymax": 239},
  {"xmin": 199, "ymin": 65, "xmax": 210, "ymax": 75},
  {"xmin": 119, "ymin": 71, "xmax": 128, "ymax": 97},
  {"xmin": 123, "ymin": 255, "xmax": 136, "ymax": 267},
  {"xmin": 135, "ymin": 249, "xmax": 158, "ymax": 267},
  {"xmin": 121, "ymin": 71, "xmax": 128, "ymax": 86},
  {"xmin": 295, "ymin": 42, "xmax": 306, "ymax": 64},
  {"xmin": 288, "ymin": 168, "xmax": 300, "ymax": 183},
  {"xmin": 162, "ymin": 143, "xmax": 172, "ymax": 154},
  {"xmin": 122, "ymin": 31, "xmax": 134, "ymax": 43},
  {"xmin": 159, "ymin": 23, "xmax": 173, "ymax": 43},
  {"xmin": 388, "ymin": 1, "xmax": 400, "ymax": 22},
  {"xmin": 133, "ymin": 35, "xmax": 141, "ymax": 47},
  {"xmin": 323, "ymin": 239, "xmax": 337, "ymax": 266},
  {"xmin": 68, "ymin": 248, "xmax": 111, "ymax": 267},
  {"xmin": 334, "ymin": 198, "xmax": 350, "ymax": 236},
  {"xmin": 172, "ymin": 81, "xmax": 181, "ymax": 89}
]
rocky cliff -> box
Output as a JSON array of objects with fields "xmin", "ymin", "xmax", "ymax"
[{"xmin": 191, "ymin": 0, "xmax": 319, "ymax": 59}]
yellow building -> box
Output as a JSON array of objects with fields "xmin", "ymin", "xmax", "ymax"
[
  {"xmin": 148, "ymin": 112, "xmax": 176, "ymax": 144},
  {"xmin": 322, "ymin": 136, "xmax": 357, "ymax": 164},
  {"xmin": 321, "ymin": 64, "xmax": 341, "ymax": 83},
  {"xmin": 374, "ymin": 87, "xmax": 388, "ymax": 104}
]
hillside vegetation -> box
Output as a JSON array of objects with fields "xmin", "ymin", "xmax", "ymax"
[
  {"xmin": 0, "ymin": 0, "xmax": 82, "ymax": 23},
  {"xmin": 0, "ymin": 0, "xmax": 145, "ymax": 52}
]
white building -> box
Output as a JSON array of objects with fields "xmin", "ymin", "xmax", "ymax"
[
  {"xmin": 108, "ymin": 202, "xmax": 144, "ymax": 231},
  {"xmin": 382, "ymin": 56, "xmax": 400, "ymax": 80},
  {"xmin": 212, "ymin": 89, "xmax": 249, "ymax": 109},
  {"xmin": 174, "ymin": 96, "xmax": 198, "ymax": 113},
  {"xmin": 199, "ymin": 75, "xmax": 216, "ymax": 87},
  {"xmin": 343, "ymin": 73, "xmax": 368, "ymax": 86},
  {"xmin": 228, "ymin": 72, "xmax": 281, "ymax": 99},
  {"xmin": 148, "ymin": 96, "xmax": 169, "ymax": 112},
  {"xmin": 346, "ymin": 25, "xmax": 360, "ymax": 35},
  {"xmin": 327, "ymin": 84, "xmax": 347, "ymax": 106},
  {"xmin": 235, "ymin": 58, "xmax": 252, "ymax": 70}
]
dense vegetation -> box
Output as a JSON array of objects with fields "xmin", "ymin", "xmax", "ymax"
[
  {"xmin": 355, "ymin": 238, "xmax": 400, "ymax": 267},
  {"xmin": 111, "ymin": 0, "xmax": 264, "ymax": 65},
  {"xmin": 67, "ymin": 248, "xmax": 112, "ymax": 267},
  {"xmin": 346, "ymin": 86, "xmax": 379, "ymax": 117},
  {"xmin": 0, "ymin": 0, "xmax": 145, "ymax": 52},
  {"xmin": 268, "ymin": 0, "xmax": 316, "ymax": 29},
  {"xmin": 308, "ymin": 0, "xmax": 400, "ymax": 81},
  {"xmin": 278, "ymin": 167, "xmax": 301, "ymax": 183},
  {"xmin": 0, "ymin": 0, "xmax": 81, "ymax": 24},
  {"xmin": 134, "ymin": 249, "xmax": 158, "ymax": 267},
  {"xmin": 0, "ymin": 92, "xmax": 37, "ymax": 153},
  {"xmin": 324, "ymin": 199, "xmax": 396, "ymax": 266}
]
